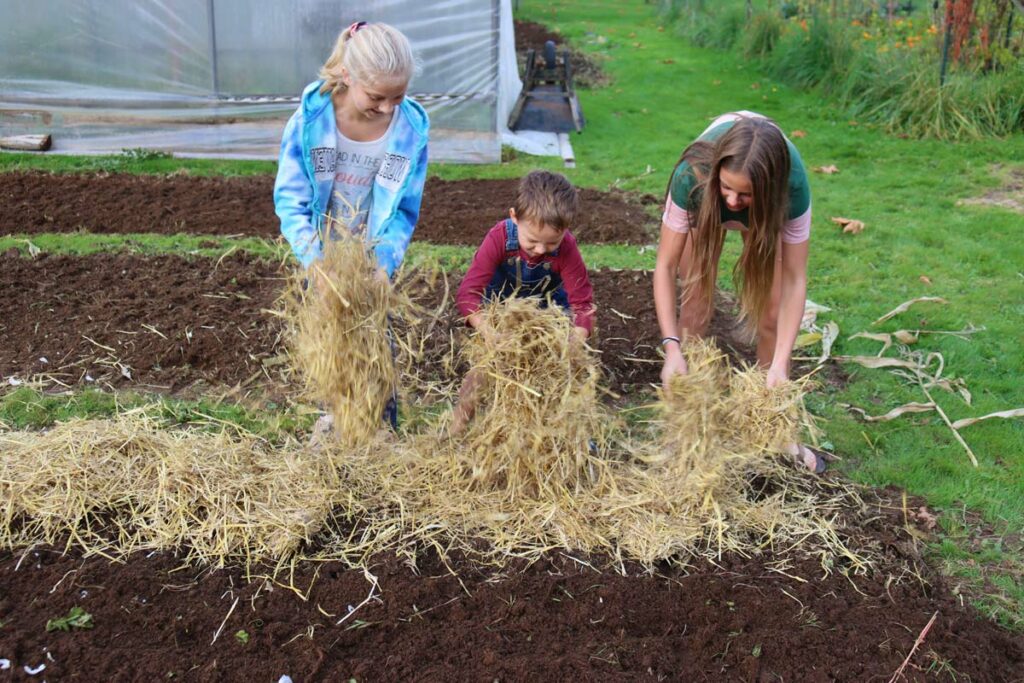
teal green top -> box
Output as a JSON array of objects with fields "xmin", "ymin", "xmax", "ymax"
[{"xmin": 668, "ymin": 120, "xmax": 811, "ymax": 226}]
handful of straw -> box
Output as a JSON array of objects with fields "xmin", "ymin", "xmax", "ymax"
[
  {"xmin": 653, "ymin": 340, "xmax": 802, "ymax": 484},
  {"xmin": 457, "ymin": 297, "xmax": 612, "ymax": 496},
  {"xmin": 285, "ymin": 230, "xmax": 397, "ymax": 447}
]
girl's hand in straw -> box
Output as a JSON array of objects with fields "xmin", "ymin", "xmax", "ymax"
[
  {"xmin": 480, "ymin": 323, "xmax": 504, "ymax": 346},
  {"xmin": 305, "ymin": 264, "xmax": 329, "ymax": 294},
  {"xmin": 765, "ymin": 363, "xmax": 789, "ymax": 389},
  {"xmin": 660, "ymin": 340, "xmax": 688, "ymax": 391}
]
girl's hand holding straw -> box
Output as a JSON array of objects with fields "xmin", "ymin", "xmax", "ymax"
[{"xmin": 660, "ymin": 336, "xmax": 688, "ymax": 391}]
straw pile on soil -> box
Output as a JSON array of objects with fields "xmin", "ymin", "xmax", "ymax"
[
  {"xmin": 603, "ymin": 341, "xmax": 860, "ymax": 566},
  {"xmin": 456, "ymin": 297, "xmax": 611, "ymax": 494},
  {"xmin": 0, "ymin": 298, "xmax": 862, "ymax": 572},
  {"xmin": 285, "ymin": 230, "xmax": 398, "ymax": 447},
  {"xmin": 320, "ymin": 306, "xmax": 863, "ymax": 570},
  {"xmin": 0, "ymin": 417, "xmax": 334, "ymax": 568},
  {"xmin": 320, "ymin": 298, "xmax": 621, "ymax": 562}
]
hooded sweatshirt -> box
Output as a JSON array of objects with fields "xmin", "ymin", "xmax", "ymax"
[{"xmin": 274, "ymin": 80, "xmax": 430, "ymax": 277}]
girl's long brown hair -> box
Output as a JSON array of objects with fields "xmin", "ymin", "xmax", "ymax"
[{"xmin": 669, "ymin": 116, "xmax": 791, "ymax": 327}]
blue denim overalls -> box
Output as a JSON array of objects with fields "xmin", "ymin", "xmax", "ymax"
[{"xmin": 484, "ymin": 219, "xmax": 570, "ymax": 311}]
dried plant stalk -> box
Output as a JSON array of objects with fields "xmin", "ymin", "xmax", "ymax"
[{"xmin": 285, "ymin": 230, "xmax": 397, "ymax": 447}]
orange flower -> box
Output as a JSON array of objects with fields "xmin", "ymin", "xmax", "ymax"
[
  {"xmin": 799, "ymin": 18, "xmax": 808, "ymax": 31},
  {"xmin": 851, "ymin": 19, "xmax": 862, "ymax": 26},
  {"xmin": 927, "ymin": 24, "xmax": 938, "ymax": 35}
]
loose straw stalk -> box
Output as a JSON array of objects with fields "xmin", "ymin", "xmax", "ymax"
[{"xmin": 285, "ymin": 227, "xmax": 399, "ymax": 448}]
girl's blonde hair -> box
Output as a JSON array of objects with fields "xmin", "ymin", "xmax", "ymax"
[
  {"xmin": 671, "ymin": 116, "xmax": 791, "ymax": 328},
  {"xmin": 319, "ymin": 22, "xmax": 415, "ymax": 96}
]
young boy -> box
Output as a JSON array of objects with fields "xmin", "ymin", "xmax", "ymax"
[{"xmin": 452, "ymin": 170, "xmax": 595, "ymax": 432}]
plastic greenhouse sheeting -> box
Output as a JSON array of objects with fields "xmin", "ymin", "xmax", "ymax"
[{"xmin": 0, "ymin": 0, "xmax": 521, "ymax": 163}]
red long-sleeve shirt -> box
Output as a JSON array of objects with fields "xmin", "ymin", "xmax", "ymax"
[{"xmin": 456, "ymin": 221, "xmax": 595, "ymax": 334}]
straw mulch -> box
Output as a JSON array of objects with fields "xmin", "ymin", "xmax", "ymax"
[
  {"xmin": 0, "ymin": 284, "xmax": 865, "ymax": 574},
  {"xmin": 0, "ymin": 416, "xmax": 334, "ymax": 568},
  {"xmin": 284, "ymin": 229, "xmax": 401, "ymax": 448},
  {"xmin": 319, "ymin": 303, "xmax": 864, "ymax": 571}
]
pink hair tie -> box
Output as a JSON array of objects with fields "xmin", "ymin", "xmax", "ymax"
[{"xmin": 348, "ymin": 21, "xmax": 367, "ymax": 36}]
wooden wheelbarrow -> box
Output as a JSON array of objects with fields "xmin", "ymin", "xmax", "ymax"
[{"xmin": 508, "ymin": 40, "xmax": 585, "ymax": 134}]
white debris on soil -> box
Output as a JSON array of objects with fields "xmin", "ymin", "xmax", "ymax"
[
  {"xmin": 278, "ymin": 676, "xmax": 294, "ymax": 683},
  {"xmin": 0, "ymin": 659, "xmax": 11, "ymax": 670},
  {"xmin": 24, "ymin": 662, "xmax": 46, "ymax": 675}
]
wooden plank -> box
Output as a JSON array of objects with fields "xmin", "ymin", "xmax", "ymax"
[
  {"xmin": 0, "ymin": 134, "xmax": 52, "ymax": 151},
  {"xmin": 557, "ymin": 132, "xmax": 575, "ymax": 169}
]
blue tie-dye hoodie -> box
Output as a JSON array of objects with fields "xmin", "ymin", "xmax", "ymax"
[{"xmin": 273, "ymin": 80, "xmax": 429, "ymax": 277}]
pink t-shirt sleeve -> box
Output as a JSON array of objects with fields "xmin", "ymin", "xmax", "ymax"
[
  {"xmin": 782, "ymin": 204, "xmax": 812, "ymax": 244},
  {"xmin": 662, "ymin": 195, "xmax": 691, "ymax": 234},
  {"xmin": 456, "ymin": 223, "xmax": 506, "ymax": 319},
  {"xmin": 556, "ymin": 233, "xmax": 595, "ymax": 334}
]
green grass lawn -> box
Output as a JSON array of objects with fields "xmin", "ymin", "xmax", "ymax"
[{"xmin": 1, "ymin": 0, "xmax": 1021, "ymax": 628}]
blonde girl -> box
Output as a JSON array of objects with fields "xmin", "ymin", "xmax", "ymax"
[{"xmin": 275, "ymin": 21, "xmax": 429, "ymax": 436}]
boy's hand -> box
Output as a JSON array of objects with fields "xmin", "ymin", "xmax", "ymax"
[{"xmin": 468, "ymin": 312, "xmax": 503, "ymax": 346}]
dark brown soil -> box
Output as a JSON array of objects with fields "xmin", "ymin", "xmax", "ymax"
[
  {"xmin": 0, "ymin": 254, "xmax": 761, "ymax": 396},
  {"xmin": 1, "ymin": 491, "xmax": 1021, "ymax": 682},
  {"xmin": 417, "ymin": 178, "xmax": 659, "ymax": 245},
  {"xmin": 0, "ymin": 172, "xmax": 659, "ymax": 245},
  {"xmin": 515, "ymin": 18, "xmax": 565, "ymax": 49},
  {"xmin": 0, "ymin": 252, "xmax": 285, "ymax": 393}
]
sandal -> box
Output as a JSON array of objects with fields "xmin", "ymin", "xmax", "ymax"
[{"xmin": 787, "ymin": 443, "xmax": 829, "ymax": 474}]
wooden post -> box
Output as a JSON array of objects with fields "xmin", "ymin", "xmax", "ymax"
[{"xmin": 0, "ymin": 134, "xmax": 52, "ymax": 151}]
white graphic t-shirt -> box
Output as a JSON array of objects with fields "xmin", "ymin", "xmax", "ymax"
[{"xmin": 327, "ymin": 116, "xmax": 395, "ymax": 235}]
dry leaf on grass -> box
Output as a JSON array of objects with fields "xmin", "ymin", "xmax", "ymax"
[
  {"xmin": 872, "ymin": 297, "xmax": 948, "ymax": 325},
  {"xmin": 850, "ymin": 332, "xmax": 893, "ymax": 357},
  {"xmin": 919, "ymin": 275, "xmax": 932, "ymax": 285},
  {"xmin": 818, "ymin": 321, "xmax": 840, "ymax": 364},
  {"xmin": 893, "ymin": 330, "xmax": 919, "ymax": 344},
  {"xmin": 790, "ymin": 129, "xmax": 807, "ymax": 138},
  {"xmin": 814, "ymin": 165, "xmax": 840, "ymax": 174},
  {"xmin": 951, "ymin": 408, "xmax": 1024, "ymax": 430},
  {"xmin": 846, "ymin": 402, "xmax": 936, "ymax": 422},
  {"xmin": 914, "ymin": 506, "xmax": 938, "ymax": 530},
  {"xmin": 831, "ymin": 216, "xmax": 865, "ymax": 234}
]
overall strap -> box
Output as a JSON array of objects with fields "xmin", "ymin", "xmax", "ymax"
[{"xmin": 503, "ymin": 218, "xmax": 519, "ymax": 254}]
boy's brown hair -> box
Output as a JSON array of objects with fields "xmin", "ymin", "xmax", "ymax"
[{"xmin": 513, "ymin": 170, "xmax": 579, "ymax": 231}]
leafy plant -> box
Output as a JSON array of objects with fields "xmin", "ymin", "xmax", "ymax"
[
  {"xmin": 234, "ymin": 629, "xmax": 250, "ymax": 644},
  {"xmin": 46, "ymin": 606, "xmax": 94, "ymax": 632},
  {"xmin": 121, "ymin": 148, "xmax": 173, "ymax": 161}
]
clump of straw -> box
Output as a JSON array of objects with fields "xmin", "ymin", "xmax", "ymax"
[
  {"xmin": 0, "ymin": 309, "xmax": 866, "ymax": 575},
  {"xmin": 321, "ymin": 333, "xmax": 864, "ymax": 571},
  {"xmin": 652, "ymin": 340, "xmax": 802, "ymax": 482},
  {"xmin": 607, "ymin": 340, "xmax": 853, "ymax": 566},
  {"xmin": 0, "ymin": 416, "xmax": 336, "ymax": 568},
  {"xmin": 285, "ymin": 229, "xmax": 397, "ymax": 447},
  {"xmin": 456, "ymin": 297, "xmax": 612, "ymax": 494}
]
